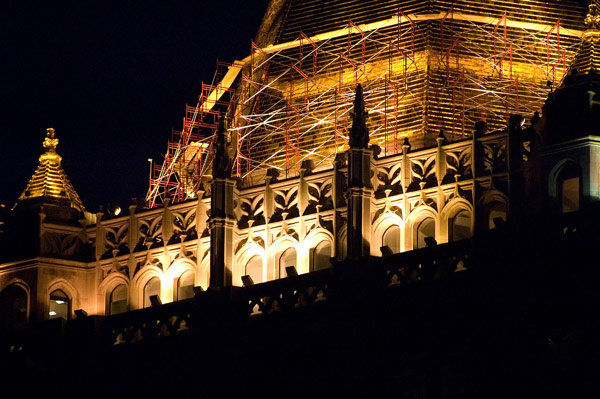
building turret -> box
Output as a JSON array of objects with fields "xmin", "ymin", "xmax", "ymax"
[
  {"xmin": 0, "ymin": 129, "xmax": 92, "ymax": 326},
  {"xmin": 534, "ymin": 4, "xmax": 600, "ymax": 212},
  {"xmin": 543, "ymin": 5, "xmax": 600, "ymax": 145},
  {"xmin": 14, "ymin": 127, "xmax": 85, "ymax": 220},
  {"xmin": 3, "ymin": 128, "xmax": 88, "ymax": 261}
]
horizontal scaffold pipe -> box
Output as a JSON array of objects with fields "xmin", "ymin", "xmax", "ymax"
[
  {"xmin": 201, "ymin": 12, "xmax": 584, "ymax": 114},
  {"xmin": 262, "ymin": 12, "xmax": 584, "ymax": 54}
]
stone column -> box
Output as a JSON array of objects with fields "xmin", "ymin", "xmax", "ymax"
[
  {"xmin": 346, "ymin": 84, "xmax": 373, "ymax": 259},
  {"xmin": 400, "ymin": 138, "xmax": 412, "ymax": 251},
  {"xmin": 436, "ymin": 131, "xmax": 447, "ymax": 212},
  {"xmin": 209, "ymin": 178, "xmax": 236, "ymax": 288},
  {"xmin": 208, "ymin": 117, "xmax": 236, "ymax": 289},
  {"xmin": 507, "ymin": 114, "xmax": 526, "ymax": 219},
  {"xmin": 161, "ymin": 197, "xmax": 174, "ymax": 245},
  {"xmin": 471, "ymin": 121, "xmax": 486, "ymax": 233},
  {"xmin": 332, "ymin": 153, "xmax": 346, "ymax": 259},
  {"xmin": 127, "ymin": 202, "xmax": 139, "ymax": 278}
]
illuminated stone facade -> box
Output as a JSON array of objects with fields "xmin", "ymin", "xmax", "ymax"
[
  {"xmin": 2, "ymin": 0, "xmax": 600, "ymax": 338},
  {"xmin": 154, "ymin": 0, "xmax": 593, "ymax": 202}
]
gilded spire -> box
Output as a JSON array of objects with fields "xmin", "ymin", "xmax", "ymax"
[
  {"xmin": 15, "ymin": 128, "xmax": 85, "ymax": 212},
  {"xmin": 42, "ymin": 127, "xmax": 59, "ymax": 152},
  {"xmin": 585, "ymin": 4, "xmax": 600, "ymax": 30},
  {"xmin": 569, "ymin": 4, "xmax": 600, "ymax": 76}
]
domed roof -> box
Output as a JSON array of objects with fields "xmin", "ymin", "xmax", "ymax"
[{"xmin": 569, "ymin": 4, "xmax": 600, "ymax": 77}]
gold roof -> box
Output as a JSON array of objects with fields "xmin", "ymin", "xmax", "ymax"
[
  {"xmin": 17, "ymin": 128, "xmax": 85, "ymax": 212},
  {"xmin": 571, "ymin": 4, "xmax": 600, "ymax": 75}
]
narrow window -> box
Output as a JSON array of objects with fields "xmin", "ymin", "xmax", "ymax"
[
  {"xmin": 245, "ymin": 255, "xmax": 263, "ymax": 285},
  {"xmin": 109, "ymin": 285, "xmax": 128, "ymax": 315},
  {"xmin": 450, "ymin": 210, "xmax": 472, "ymax": 241},
  {"xmin": 49, "ymin": 289, "xmax": 71, "ymax": 320},
  {"xmin": 177, "ymin": 270, "xmax": 195, "ymax": 300},
  {"xmin": 561, "ymin": 176, "xmax": 580, "ymax": 213},
  {"xmin": 311, "ymin": 240, "xmax": 332, "ymax": 271},
  {"xmin": 278, "ymin": 247, "xmax": 297, "ymax": 278},
  {"xmin": 415, "ymin": 217, "xmax": 435, "ymax": 249},
  {"xmin": 143, "ymin": 277, "xmax": 160, "ymax": 308},
  {"xmin": 488, "ymin": 203, "xmax": 507, "ymax": 229},
  {"xmin": 0, "ymin": 284, "xmax": 28, "ymax": 329},
  {"xmin": 555, "ymin": 162, "xmax": 582, "ymax": 214},
  {"xmin": 382, "ymin": 224, "xmax": 401, "ymax": 254}
]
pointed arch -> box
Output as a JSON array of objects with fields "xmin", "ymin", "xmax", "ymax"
[
  {"xmin": 549, "ymin": 159, "xmax": 582, "ymax": 213},
  {"xmin": 480, "ymin": 189, "xmax": 509, "ymax": 229},
  {"xmin": 47, "ymin": 279, "xmax": 78, "ymax": 306},
  {"xmin": 303, "ymin": 228, "xmax": 335, "ymax": 273},
  {"xmin": 131, "ymin": 264, "xmax": 164, "ymax": 309},
  {"xmin": 47, "ymin": 279, "xmax": 79, "ymax": 320},
  {"xmin": 479, "ymin": 189, "xmax": 509, "ymax": 206},
  {"xmin": 440, "ymin": 198, "xmax": 474, "ymax": 243},
  {"xmin": 108, "ymin": 284, "xmax": 128, "ymax": 315},
  {"xmin": 98, "ymin": 272, "xmax": 130, "ymax": 297},
  {"xmin": 372, "ymin": 211, "xmax": 404, "ymax": 256},
  {"xmin": 268, "ymin": 236, "xmax": 300, "ymax": 280},
  {"xmin": 0, "ymin": 279, "xmax": 30, "ymax": 330},
  {"xmin": 166, "ymin": 258, "xmax": 199, "ymax": 302},
  {"xmin": 98, "ymin": 272, "xmax": 130, "ymax": 316},
  {"xmin": 0, "ymin": 278, "xmax": 30, "ymax": 295},
  {"xmin": 406, "ymin": 205, "xmax": 439, "ymax": 250},
  {"xmin": 234, "ymin": 242, "xmax": 266, "ymax": 287}
]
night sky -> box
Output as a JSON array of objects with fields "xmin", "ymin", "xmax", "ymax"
[{"xmin": 0, "ymin": 0, "xmax": 268, "ymax": 212}]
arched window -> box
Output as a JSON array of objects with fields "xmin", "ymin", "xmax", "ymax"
[
  {"xmin": 382, "ymin": 225, "xmax": 401, "ymax": 254},
  {"xmin": 556, "ymin": 163, "xmax": 581, "ymax": 213},
  {"xmin": 311, "ymin": 240, "xmax": 332, "ymax": 271},
  {"xmin": 488, "ymin": 203, "xmax": 507, "ymax": 229},
  {"xmin": 278, "ymin": 247, "xmax": 297, "ymax": 278},
  {"xmin": 450, "ymin": 210, "xmax": 472, "ymax": 241},
  {"xmin": 109, "ymin": 285, "xmax": 128, "ymax": 315},
  {"xmin": 415, "ymin": 217, "xmax": 435, "ymax": 249},
  {"xmin": 177, "ymin": 270, "xmax": 195, "ymax": 300},
  {"xmin": 0, "ymin": 284, "xmax": 28, "ymax": 330},
  {"xmin": 245, "ymin": 255, "xmax": 263, "ymax": 285},
  {"xmin": 49, "ymin": 289, "xmax": 71, "ymax": 320},
  {"xmin": 143, "ymin": 277, "xmax": 161, "ymax": 308},
  {"xmin": 561, "ymin": 177, "xmax": 580, "ymax": 212}
]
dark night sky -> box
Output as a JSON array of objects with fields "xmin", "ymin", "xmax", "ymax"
[{"xmin": 0, "ymin": 0, "xmax": 268, "ymax": 212}]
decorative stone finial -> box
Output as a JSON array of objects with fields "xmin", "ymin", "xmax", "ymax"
[
  {"xmin": 402, "ymin": 137, "xmax": 411, "ymax": 152},
  {"xmin": 585, "ymin": 4, "xmax": 600, "ymax": 30},
  {"xmin": 437, "ymin": 129, "xmax": 446, "ymax": 145},
  {"xmin": 474, "ymin": 120, "xmax": 488, "ymax": 137},
  {"xmin": 43, "ymin": 127, "xmax": 59, "ymax": 152},
  {"xmin": 212, "ymin": 116, "xmax": 232, "ymax": 179},
  {"xmin": 349, "ymin": 83, "xmax": 370, "ymax": 148}
]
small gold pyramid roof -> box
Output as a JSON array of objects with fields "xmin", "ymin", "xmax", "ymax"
[
  {"xmin": 17, "ymin": 128, "xmax": 85, "ymax": 212},
  {"xmin": 571, "ymin": 4, "xmax": 600, "ymax": 75}
]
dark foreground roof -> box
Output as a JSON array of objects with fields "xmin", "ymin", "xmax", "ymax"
[{"xmin": 3, "ymin": 204, "xmax": 600, "ymax": 398}]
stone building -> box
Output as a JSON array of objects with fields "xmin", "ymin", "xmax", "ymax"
[
  {"xmin": 2, "ymin": 1, "xmax": 600, "ymax": 396},
  {"xmin": 1, "ymin": 0, "xmax": 599, "ymax": 332}
]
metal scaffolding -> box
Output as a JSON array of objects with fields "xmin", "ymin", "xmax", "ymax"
[
  {"xmin": 146, "ymin": 7, "xmax": 584, "ymax": 208},
  {"xmin": 147, "ymin": 61, "xmax": 235, "ymax": 208}
]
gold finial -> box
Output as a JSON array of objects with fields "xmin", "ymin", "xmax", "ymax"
[
  {"xmin": 43, "ymin": 127, "xmax": 59, "ymax": 152},
  {"xmin": 585, "ymin": 4, "xmax": 600, "ymax": 30}
]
